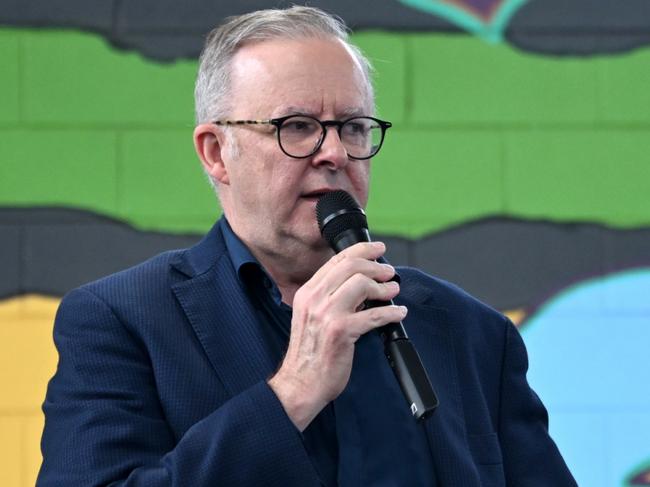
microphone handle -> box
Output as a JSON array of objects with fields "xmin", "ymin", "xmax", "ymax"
[
  {"xmin": 367, "ymin": 299, "xmax": 439, "ymax": 421},
  {"xmin": 332, "ymin": 228, "xmax": 439, "ymax": 420}
]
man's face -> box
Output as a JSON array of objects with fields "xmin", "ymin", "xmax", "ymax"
[{"xmin": 218, "ymin": 36, "xmax": 373, "ymax": 259}]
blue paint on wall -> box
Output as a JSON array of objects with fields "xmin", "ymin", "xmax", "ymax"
[{"xmin": 521, "ymin": 269, "xmax": 650, "ymax": 486}]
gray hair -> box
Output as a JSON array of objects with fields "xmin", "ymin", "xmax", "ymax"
[{"xmin": 194, "ymin": 6, "xmax": 374, "ymax": 124}]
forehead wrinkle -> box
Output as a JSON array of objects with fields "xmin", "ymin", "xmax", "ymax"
[{"xmin": 272, "ymin": 104, "xmax": 370, "ymax": 119}]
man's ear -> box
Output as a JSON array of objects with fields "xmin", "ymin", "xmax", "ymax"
[{"xmin": 193, "ymin": 123, "xmax": 230, "ymax": 185}]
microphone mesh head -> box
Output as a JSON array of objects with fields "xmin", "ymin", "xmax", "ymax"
[{"xmin": 316, "ymin": 190, "xmax": 367, "ymax": 246}]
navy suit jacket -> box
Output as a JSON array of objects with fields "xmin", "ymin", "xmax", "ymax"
[{"xmin": 38, "ymin": 220, "xmax": 576, "ymax": 486}]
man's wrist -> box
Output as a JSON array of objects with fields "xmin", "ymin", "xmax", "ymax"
[{"xmin": 268, "ymin": 372, "xmax": 324, "ymax": 432}]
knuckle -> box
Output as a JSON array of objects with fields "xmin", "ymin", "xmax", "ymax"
[
  {"xmin": 350, "ymin": 272, "xmax": 368, "ymax": 286},
  {"xmin": 335, "ymin": 254, "xmax": 364, "ymax": 276},
  {"xmin": 383, "ymin": 280, "xmax": 399, "ymax": 293},
  {"xmin": 327, "ymin": 318, "xmax": 346, "ymax": 341},
  {"xmin": 367, "ymin": 307, "xmax": 384, "ymax": 324}
]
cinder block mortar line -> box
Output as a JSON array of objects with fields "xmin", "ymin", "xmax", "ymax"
[
  {"xmin": 110, "ymin": 0, "xmax": 123, "ymax": 40},
  {"xmin": 392, "ymin": 121, "xmax": 650, "ymax": 131},
  {"xmin": 0, "ymin": 409, "xmax": 43, "ymax": 417},
  {"xmin": 407, "ymin": 238, "xmax": 416, "ymax": 269},
  {"xmin": 20, "ymin": 417, "xmax": 28, "ymax": 487},
  {"xmin": 594, "ymin": 57, "xmax": 605, "ymax": 123},
  {"xmin": 115, "ymin": 130, "xmax": 124, "ymax": 218},
  {"xmin": 403, "ymin": 35, "xmax": 414, "ymax": 126},
  {"xmin": 17, "ymin": 223, "xmax": 26, "ymax": 295},
  {"xmin": 0, "ymin": 122, "xmax": 193, "ymax": 130},
  {"xmin": 16, "ymin": 30, "xmax": 25, "ymax": 124},
  {"xmin": 498, "ymin": 129, "xmax": 509, "ymax": 214},
  {"xmin": 2, "ymin": 122, "xmax": 649, "ymax": 132}
]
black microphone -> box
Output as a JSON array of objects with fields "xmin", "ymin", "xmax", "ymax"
[{"xmin": 316, "ymin": 190, "xmax": 438, "ymax": 421}]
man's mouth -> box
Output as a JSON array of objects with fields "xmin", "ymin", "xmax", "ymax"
[{"xmin": 301, "ymin": 189, "xmax": 337, "ymax": 201}]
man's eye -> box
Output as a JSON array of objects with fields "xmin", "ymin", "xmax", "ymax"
[
  {"xmin": 343, "ymin": 122, "xmax": 369, "ymax": 136},
  {"xmin": 284, "ymin": 119, "xmax": 317, "ymax": 132}
]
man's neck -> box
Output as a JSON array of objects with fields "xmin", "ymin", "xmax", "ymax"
[
  {"xmin": 251, "ymin": 245, "xmax": 332, "ymax": 306},
  {"xmin": 222, "ymin": 214, "xmax": 333, "ymax": 305}
]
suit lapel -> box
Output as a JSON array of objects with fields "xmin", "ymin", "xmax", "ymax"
[
  {"xmin": 170, "ymin": 222, "xmax": 277, "ymax": 397},
  {"xmin": 400, "ymin": 300, "xmax": 482, "ymax": 486}
]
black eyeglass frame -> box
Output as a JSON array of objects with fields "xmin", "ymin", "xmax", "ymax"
[{"xmin": 213, "ymin": 115, "xmax": 392, "ymax": 160}]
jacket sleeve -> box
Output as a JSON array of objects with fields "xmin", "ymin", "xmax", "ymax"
[
  {"xmin": 497, "ymin": 318, "xmax": 577, "ymax": 486},
  {"xmin": 38, "ymin": 288, "xmax": 320, "ymax": 487}
]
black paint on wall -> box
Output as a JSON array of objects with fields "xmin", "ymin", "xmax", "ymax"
[
  {"xmin": 1, "ymin": 0, "xmax": 649, "ymax": 60},
  {"xmin": 2, "ymin": 208, "xmax": 649, "ymax": 312}
]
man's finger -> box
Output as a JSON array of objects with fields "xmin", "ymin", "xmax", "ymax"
[
  {"xmin": 346, "ymin": 304, "xmax": 409, "ymax": 339},
  {"xmin": 330, "ymin": 277, "xmax": 400, "ymax": 312},
  {"xmin": 310, "ymin": 241, "xmax": 387, "ymax": 283}
]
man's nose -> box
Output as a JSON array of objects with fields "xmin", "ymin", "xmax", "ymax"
[{"xmin": 311, "ymin": 127, "xmax": 349, "ymax": 170}]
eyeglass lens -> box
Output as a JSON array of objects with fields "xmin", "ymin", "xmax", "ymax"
[{"xmin": 278, "ymin": 116, "xmax": 383, "ymax": 159}]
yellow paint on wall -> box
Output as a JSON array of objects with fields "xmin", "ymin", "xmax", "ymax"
[
  {"xmin": 24, "ymin": 415, "xmax": 46, "ymax": 485},
  {"xmin": 503, "ymin": 308, "xmax": 527, "ymax": 327},
  {"xmin": 0, "ymin": 295, "xmax": 59, "ymax": 487},
  {"xmin": 0, "ymin": 418, "xmax": 22, "ymax": 486}
]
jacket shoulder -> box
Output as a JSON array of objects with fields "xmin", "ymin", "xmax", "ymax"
[
  {"xmin": 80, "ymin": 249, "xmax": 185, "ymax": 297},
  {"xmin": 397, "ymin": 266, "xmax": 509, "ymax": 327}
]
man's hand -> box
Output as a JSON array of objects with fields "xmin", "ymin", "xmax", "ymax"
[{"xmin": 268, "ymin": 241, "xmax": 407, "ymax": 431}]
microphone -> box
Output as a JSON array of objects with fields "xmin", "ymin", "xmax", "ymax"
[{"xmin": 316, "ymin": 190, "xmax": 438, "ymax": 421}]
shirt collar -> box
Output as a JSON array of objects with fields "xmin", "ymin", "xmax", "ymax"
[
  {"xmin": 220, "ymin": 217, "xmax": 284, "ymax": 306},
  {"xmin": 220, "ymin": 217, "xmax": 259, "ymax": 274},
  {"xmin": 220, "ymin": 217, "xmax": 400, "ymax": 301}
]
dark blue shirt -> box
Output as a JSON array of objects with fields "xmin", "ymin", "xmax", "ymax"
[
  {"xmin": 220, "ymin": 219, "xmax": 437, "ymax": 486},
  {"xmin": 221, "ymin": 219, "xmax": 339, "ymax": 486}
]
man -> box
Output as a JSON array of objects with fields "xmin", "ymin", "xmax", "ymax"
[{"xmin": 38, "ymin": 6, "xmax": 576, "ymax": 486}]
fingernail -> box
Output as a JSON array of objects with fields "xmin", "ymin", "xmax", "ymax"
[{"xmin": 399, "ymin": 305, "xmax": 408, "ymax": 316}]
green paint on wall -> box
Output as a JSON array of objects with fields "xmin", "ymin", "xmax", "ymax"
[
  {"xmin": 21, "ymin": 30, "xmax": 196, "ymax": 125},
  {"xmin": 368, "ymin": 129, "xmax": 504, "ymax": 237},
  {"xmin": 599, "ymin": 51, "xmax": 650, "ymax": 123},
  {"xmin": 0, "ymin": 129, "xmax": 118, "ymax": 213},
  {"xmin": 119, "ymin": 129, "xmax": 220, "ymax": 232},
  {"xmin": 504, "ymin": 130, "xmax": 650, "ymax": 224},
  {"xmin": 0, "ymin": 31, "xmax": 20, "ymax": 123},
  {"xmin": 409, "ymin": 35, "xmax": 599, "ymax": 123},
  {"xmin": 1, "ymin": 27, "xmax": 649, "ymax": 237}
]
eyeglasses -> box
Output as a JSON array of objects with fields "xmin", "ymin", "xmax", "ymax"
[{"xmin": 213, "ymin": 115, "xmax": 392, "ymax": 160}]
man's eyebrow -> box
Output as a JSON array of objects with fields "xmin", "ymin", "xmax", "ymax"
[
  {"xmin": 340, "ymin": 106, "xmax": 370, "ymax": 117},
  {"xmin": 272, "ymin": 106, "xmax": 370, "ymax": 118},
  {"xmin": 272, "ymin": 105, "xmax": 312, "ymax": 117}
]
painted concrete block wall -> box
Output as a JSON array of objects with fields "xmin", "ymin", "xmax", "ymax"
[
  {"xmin": 1, "ymin": 29, "xmax": 649, "ymax": 235},
  {"xmin": 1, "ymin": 25, "xmax": 649, "ymax": 486}
]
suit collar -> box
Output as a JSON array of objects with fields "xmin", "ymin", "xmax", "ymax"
[
  {"xmin": 169, "ymin": 219, "xmax": 228, "ymax": 279},
  {"xmin": 170, "ymin": 219, "xmax": 278, "ymax": 396}
]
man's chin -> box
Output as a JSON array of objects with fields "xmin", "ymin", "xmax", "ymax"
[{"xmin": 289, "ymin": 228, "xmax": 332, "ymax": 256}]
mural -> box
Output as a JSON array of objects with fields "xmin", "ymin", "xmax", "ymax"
[
  {"xmin": 1, "ymin": 0, "xmax": 650, "ymax": 60},
  {"xmin": 396, "ymin": 0, "xmax": 529, "ymax": 41},
  {"xmin": 0, "ymin": 1, "xmax": 649, "ymax": 485}
]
